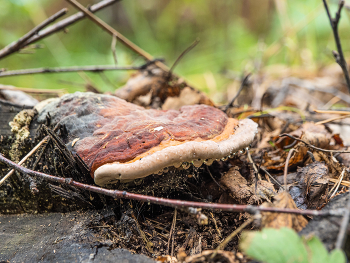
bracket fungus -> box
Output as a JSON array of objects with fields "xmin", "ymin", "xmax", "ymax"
[{"xmin": 37, "ymin": 92, "xmax": 258, "ymax": 186}]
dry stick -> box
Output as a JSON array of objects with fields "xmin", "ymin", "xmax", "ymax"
[
  {"xmin": 224, "ymin": 73, "xmax": 251, "ymax": 112},
  {"xmin": 315, "ymin": 115, "xmax": 349, "ymax": 125},
  {"xmin": 259, "ymin": 166, "xmax": 284, "ymax": 190},
  {"xmin": 284, "ymin": 149, "xmax": 295, "ymax": 189},
  {"xmin": 24, "ymin": 0, "xmax": 119, "ymax": 47},
  {"xmin": 213, "ymin": 217, "xmax": 255, "ymax": 256},
  {"xmin": 210, "ymin": 212, "xmax": 222, "ymax": 238},
  {"xmin": 111, "ymin": 34, "xmax": 118, "ymax": 65},
  {"xmin": 0, "ymin": 136, "xmax": 49, "ymax": 186},
  {"xmin": 0, "ymin": 9, "xmax": 68, "ymax": 60},
  {"xmin": 0, "ymin": 153, "xmax": 344, "ymax": 217},
  {"xmin": 130, "ymin": 208, "xmax": 154, "ymax": 253},
  {"xmin": 314, "ymin": 109, "xmax": 350, "ymax": 115},
  {"xmin": 280, "ymin": 133, "xmax": 350, "ymax": 153},
  {"xmin": 247, "ymin": 150, "xmax": 262, "ymax": 181},
  {"xmin": 323, "ymin": 0, "xmax": 350, "ymax": 94},
  {"xmin": 329, "ymin": 178, "xmax": 350, "ymax": 187},
  {"xmin": 0, "ymin": 65, "xmax": 142, "ymax": 77},
  {"xmin": 65, "ymin": 0, "xmax": 169, "ymax": 73},
  {"xmin": 0, "ymin": 84, "xmax": 66, "ymax": 95},
  {"xmin": 206, "ymin": 166, "xmax": 225, "ymax": 192},
  {"xmin": 335, "ymin": 188, "xmax": 350, "ymax": 249},
  {"xmin": 167, "ymin": 209, "xmax": 177, "ymax": 257},
  {"xmin": 330, "ymin": 168, "xmax": 346, "ymax": 198},
  {"xmin": 169, "ymin": 39, "xmax": 199, "ymax": 75}
]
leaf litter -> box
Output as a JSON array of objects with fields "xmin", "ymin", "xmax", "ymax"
[{"xmin": 2, "ymin": 12, "xmax": 350, "ymax": 263}]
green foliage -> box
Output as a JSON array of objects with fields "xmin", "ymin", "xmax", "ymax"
[
  {"xmin": 1, "ymin": 1, "xmax": 350, "ymax": 100},
  {"xmin": 240, "ymin": 228, "xmax": 346, "ymax": 263}
]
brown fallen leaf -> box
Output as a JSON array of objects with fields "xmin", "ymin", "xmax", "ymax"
[
  {"xmin": 264, "ymin": 122, "xmax": 333, "ymax": 170},
  {"xmin": 220, "ymin": 166, "xmax": 253, "ymax": 203},
  {"xmin": 261, "ymin": 191, "xmax": 308, "ymax": 232},
  {"xmin": 297, "ymin": 161, "xmax": 329, "ymax": 209},
  {"xmin": 184, "ymin": 250, "xmax": 238, "ymax": 263},
  {"xmin": 156, "ymin": 255, "xmax": 178, "ymax": 263},
  {"xmin": 313, "ymin": 151, "xmax": 347, "ymax": 179},
  {"xmin": 115, "ymin": 64, "xmax": 214, "ymax": 109},
  {"xmin": 220, "ymin": 166, "xmax": 276, "ymax": 205},
  {"xmin": 162, "ymin": 86, "xmax": 213, "ymax": 110}
]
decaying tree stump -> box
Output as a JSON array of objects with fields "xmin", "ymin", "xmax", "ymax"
[{"xmin": 0, "ymin": 98, "xmax": 105, "ymax": 213}]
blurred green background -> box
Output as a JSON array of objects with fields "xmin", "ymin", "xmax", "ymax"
[{"xmin": 0, "ymin": 0, "xmax": 349, "ymax": 103}]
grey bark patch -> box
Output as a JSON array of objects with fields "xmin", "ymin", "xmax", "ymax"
[{"xmin": 0, "ymin": 211, "xmax": 155, "ymax": 263}]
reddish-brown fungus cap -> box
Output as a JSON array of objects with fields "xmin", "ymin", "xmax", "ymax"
[{"xmin": 37, "ymin": 92, "xmax": 257, "ymax": 186}]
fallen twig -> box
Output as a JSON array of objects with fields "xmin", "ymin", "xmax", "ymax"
[
  {"xmin": 314, "ymin": 109, "xmax": 350, "ymax": 115},
  {"xmin": 259, "ymin": 166, "xmax": 284, "ymax": 190},
  {"xmin": 315, "ymin": 115, "xmax": 349, "ymax": 125},
  {"xmin": 0, "ymin": 9, "xmax": 68, "ymax": 60},
  {"xmin": 329, "ymin": 178, "xmax": 350, "ymax": 187},
  {"xmin": 66, "ymin": 0, "xmax": 168, "ymax": 70},
  {"xmin": 0, "ymin": 136, "xmax": 49, "ymax": 187},
  {"xmin": 167, "ymin": 209, "xmax": 177, "ymax": 257},
  {"xmin": 323, "ymin": 0, "xmax": 350, "ymax": 93},
  {"xmin": 169, "ymin": 39, "xmax": 199, "ymax": 75},
  {"xmin": 330, "ymin": 168, "xmax": 346, "ymax": 198},
  {"xmin": 213, "ymin": 216, "xmax": 255, "ymax": 256},
  {"xmin": 0, "ymin": 65, "xmax": 143, "ymax": 77},
  {"xmin": 284, "ymin": 148, "xmax": 295, "ymax": 188},
  {"xmin": 0, "ymin": 84, "xmax": 66, "ymax": 95},
  {"xmin": 23, "ymin": 0, "xmax": 119, "ymax": 47},
  {"xmin": 280, "ymin": 133, "xmax": 350, "ymax": 153},
  {"xmin": 224, "ymin": 73, "xmax": 251, "ymax": 112},
  {"xmin": 0, "ymin": 153, "xmax": 344, "ymax": 217}
]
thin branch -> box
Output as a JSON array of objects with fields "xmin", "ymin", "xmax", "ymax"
[
  {"xmin": 224, "ymin": 73, "xmax": 251, "ymax": 112},
  {"xmin": 0, "ymin": 9, "xmax": 68, "ymax": 60},
  {"xmin": 284, "ymin": 149, "xmax": 295, "ymax": 189},
  {"xmin": 169, "ymin": 39, "xmax": 200, "ymax": 74},
  {"xmin": 314, "ymin": 109, "xmax": 350, "ymax": 115},
  {"xmin": 0, "ymin": 65, "xmax": 143, "ymax": 77},
  {"xmin": 206, "ymin": 166, "xmax": 225, "ymax": 192},
  {"xmin": 0, "ymin": 84, "xmax": 66, "ymax": 95},
  {"xmin": 280, "ymin": 133, "xmax": 350, "ymax": 153},
  {"xmin": 0, "ymin": 136, "xmax": 49, "ymax": 186},
  {"xmin": 65, "ymin": 0, "xmax": 169, "ymax": 70},
  {"xmin": 24, "ymin": 0, "xmax": 119, "ymax": 47},
  {"xmin": 0, "ymin": 153, "xmax": 344, "ymax": 217},
  {"xmin": 167, "ymin": 209, "xmax": 177, "ymax": 256},
  {"xmin": 315, "ymin": 115, "xmax": 349, "ymax": 125},
  {"xmin": 259, "ymin": 166, "xmax": 284, "ymax": 190},
  {"xmin": 322, "ymin": 0, "xmax": 350, "ymax": 93},
  {"xmin": 213, "ymin": 217, "xmax": 255, "ymax": 255},
  {"xmin": 247, "ymin": 150, "xmax": 262, "ymax": 181},
  {"xmin": 330, "ymin": 168, "xmax": 346, "ymax": 198},
  {"xmin": 111, "ymin": 34, "xmax": 118, "ymax": 65}
]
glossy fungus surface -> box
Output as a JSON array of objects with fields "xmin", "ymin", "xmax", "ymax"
[{"xmin": 37, "ymin": 92, "xmax": 257, "ymax": 185}]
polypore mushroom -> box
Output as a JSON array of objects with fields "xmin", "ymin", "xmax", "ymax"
[{"xmin": 37, "ymin": 92, "xmax": 257, "ymax": 186}]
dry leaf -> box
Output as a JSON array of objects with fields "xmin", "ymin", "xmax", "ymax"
[
  {"xmin": 298, "ymin": 161, "xmax": 329, "ymax": 209},
  {"xmin": 184, "ymin": 250, "xmax": 237, "ymax": 263},
  {"xmin": 261, "ymin": 191, "xmax": 308, "ymax": 232},
  {"xmin": 264, "ymin": 122, "xmax": 332, "ymax": 170},
  {"xmin": 220, "ymin": 167, "xmax": 276, "ymax": 205},
  {"xmin": 162, "ymin": 87, "xmax": 212, "ymax": 110},
  {"xmin": 220, "ymin": 166, "xmax": 253, "ymax": 203},
  {"xmin": 115, "ymin": 64, "xmax": 214, "ymax": 109}
]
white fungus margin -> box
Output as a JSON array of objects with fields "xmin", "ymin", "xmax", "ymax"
[{"xmin": 94, "ymin": 118, "xmax": 258, "ymax": 186}]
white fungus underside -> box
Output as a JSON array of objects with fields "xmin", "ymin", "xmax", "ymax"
[{"xmin": 94, "ymin": 118, "xmax": 258, "ymax": 186}]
